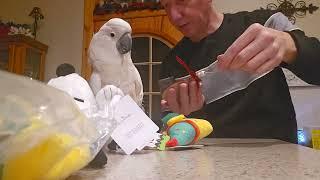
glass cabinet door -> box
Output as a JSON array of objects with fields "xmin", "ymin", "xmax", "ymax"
[
  {"xmin": 0, "ymin": 44, "xmax": 9, "ymax": 71},
  {"xmin": 131, "ymin": 36, "xmax": 171, "ymax": 123},
  {"xmin": 24, "ymin": 48, "xmax": 41, "ymax": 80}
]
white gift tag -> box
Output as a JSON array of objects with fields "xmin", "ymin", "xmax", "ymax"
[{"xmin": 111, "ymin": 95, "xmax": 159, "ymax": 155}]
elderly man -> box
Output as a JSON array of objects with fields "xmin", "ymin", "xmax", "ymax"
[{"xmin": 159, "ymin": 0, "xmax": 320, "ymax": 143}]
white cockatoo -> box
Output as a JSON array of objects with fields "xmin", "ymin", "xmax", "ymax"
[{"xmin": 88, "ymin": 18, "xmax": 143, "ymax": 107}]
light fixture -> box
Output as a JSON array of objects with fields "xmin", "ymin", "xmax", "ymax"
[{"xmin": 29, "ymin": 7, "xmax": 44, "ymax": 39}]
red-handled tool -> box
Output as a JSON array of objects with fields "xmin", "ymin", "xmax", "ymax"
[{"xmin": 175, "ymin": 55, "xmax": 201, "ymax": 88}]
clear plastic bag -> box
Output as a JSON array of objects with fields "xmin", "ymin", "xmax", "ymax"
[
  {"xmin": 197, "ymin": 61, "xmax": 269, "ymax": 103},
  {"xmin": 159, "ymin": 61, "xmax": 269, "ymax": 104},
  {"xmin": 0, "ymin": 71, "xmax": 115, "ymax": 180}
]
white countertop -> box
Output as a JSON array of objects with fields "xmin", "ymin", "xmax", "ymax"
[{"xmin": 68, "ymin": 138, "xmax": 320, "ymax": 180}]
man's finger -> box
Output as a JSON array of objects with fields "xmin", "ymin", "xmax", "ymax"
[
  {"xmin": 219, "ymin": 23, "xmax": 261, "ymax": 69},
  {"xmin": 189, "ymin": 81, "xmax": 199, "ymax": 110},
  {"xmin": 178, "ymin": 83, "xmax": 190, "ymax": 115},
  {"xmin": 229, "ymin": 37, "xmax": 267, "ymax": 70},
  {"xmin": 255, "ymin": 53, "xmax": 282, "ymax": 74},
  {"xmin": 242, "ymin": 43, "xmax": 278, "ymax": 72},
  {"xmin": 166, "ymin": 88, "xmax": 180, "ymax": 113},
  {"xmin": 161, "ymin": 99, "xmax": 169, "ymax": 111}
]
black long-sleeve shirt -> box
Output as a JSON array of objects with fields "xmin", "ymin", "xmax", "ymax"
[{"xmin": 159, "ymin": 10, "xmax": 320, "ymax": 143}]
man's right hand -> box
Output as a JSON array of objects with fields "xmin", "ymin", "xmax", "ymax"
[{"xmin": 161, "ymin": 80, "xmax": 204, "ymax": 116}]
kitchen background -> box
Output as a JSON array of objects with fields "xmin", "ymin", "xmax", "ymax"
[{"xmin": 0, "ymin": 0, "xmax": 319, "ymax": 130}]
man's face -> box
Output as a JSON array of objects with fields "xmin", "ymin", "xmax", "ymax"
[{"xmin": 160, "ymin": 0, "xmax": 211, "ymax": 39}]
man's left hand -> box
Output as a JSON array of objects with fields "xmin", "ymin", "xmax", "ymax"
[{"xmin": 217, "ymin": 23, "xmax": 297, "ymax": 74}]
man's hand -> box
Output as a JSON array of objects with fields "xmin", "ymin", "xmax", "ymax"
[
  {"xmin": 161, "ymin": 80, "xmax": 204, "ymax": 116},
  {"xmin": 217, "ymin": 23, "xmax": 297, "ymax": 74}
]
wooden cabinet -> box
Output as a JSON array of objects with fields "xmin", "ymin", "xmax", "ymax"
[{"xmin": 0, "ymin": 35, "xmax": 48, "ymax": 81}]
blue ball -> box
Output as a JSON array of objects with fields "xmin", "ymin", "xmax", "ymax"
[{"xmin": 168, "ymin": 122, "xmax": 196, "ymax": 145}]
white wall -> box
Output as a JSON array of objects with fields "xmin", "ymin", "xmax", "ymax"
[
  {"xmin": 0, "ymin": 0, "xmax": 84, "ymax": 81},
  {"xmin": 214, "ymin": 0, "xmax": 320, "ymax": 38},
  {"xmin": 214, "ymin": 0, "xmax": 320, "ymax": 128},
  {"xmin": 290, "ymin": 87, "xmax": 320, "ymax": 128}
]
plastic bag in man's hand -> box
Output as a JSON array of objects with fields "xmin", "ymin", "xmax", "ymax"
[
  {"xmin": 159, "ymin": 61, "xmax": 270, "ymax": 104},
  {"xmin": 197, "ymin": 61, "xmax": 270, "ymax": 103}
]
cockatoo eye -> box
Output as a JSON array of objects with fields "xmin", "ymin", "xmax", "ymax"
[{"xmin": 110, "ymin": 32, "xmax": 115, "ymax": 37}]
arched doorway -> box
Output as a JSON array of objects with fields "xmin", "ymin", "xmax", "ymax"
[{"xmin": 131, "ymin": 35, "xmax": 172, "ymax": 122}]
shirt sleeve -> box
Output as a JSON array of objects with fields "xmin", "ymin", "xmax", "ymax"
[
  {"xmin": 282, "ymin": 30, "xmax": 320, "ymax": 85},
  {"xmin": 262, "ymin": 12, "xmax": 320, "ymax": 85}
]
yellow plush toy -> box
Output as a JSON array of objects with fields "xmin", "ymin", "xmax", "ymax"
[
  {"xmin": 1, "ymin": 120, "xmax": 91, "ymax": 180},
  {"xmin": 157, "ymin": 113, "xmax": 213, "ymax": 150}
]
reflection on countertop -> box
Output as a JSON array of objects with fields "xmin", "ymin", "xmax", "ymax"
[{"xmin": 68, "ymin": 138, "xmax": 320, "ymax": 180}]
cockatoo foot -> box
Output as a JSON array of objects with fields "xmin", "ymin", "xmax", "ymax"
[{"xmin": 95, "ymin": 85, "xmax": 124, "ymax": 111}]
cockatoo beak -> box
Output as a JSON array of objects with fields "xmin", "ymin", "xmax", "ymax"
[{"xmin": 116, "ymin": 33, "xmax": 132, "ymax": 54}]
